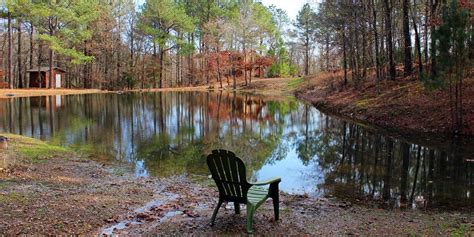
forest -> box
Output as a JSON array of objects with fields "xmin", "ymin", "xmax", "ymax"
[
  {"xmin": 1, "ymin": 0, "xmax": 472, "ymax": 90},
  {"xmin": 0, "ymin": 0, "xmax": 300, "ymax": 90}
]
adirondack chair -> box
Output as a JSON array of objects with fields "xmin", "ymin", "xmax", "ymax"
[{"xmin": 207, "ymin": 149, "xmax": 281, "ymax": 234}]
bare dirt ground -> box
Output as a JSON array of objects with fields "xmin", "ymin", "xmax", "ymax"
[
  {"xmin": 0, "ymin": 78, "xmax": 289, "ymax": 99},
  {"xmin": 0, "ymin": 134, "xmax": 160, "ymax": 235},
  {"xmin": 0, "ymin": 89, "xmax": 106, "ymax": 99},
  {"xmin": 106, "ymin": 179, "xmax": 472, "ymax": 236},
  {"xmin": 0, "ymin": 134, "xmax": 472, "ymax": 235},
  {"xmin": 295, "ymin": 70, "xmax": 474, "ymax": 136}
]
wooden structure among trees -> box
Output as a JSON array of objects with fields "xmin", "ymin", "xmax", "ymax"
[{"xmin": 27, "ymin": 67, "xmax": 66, "ymax": 88}]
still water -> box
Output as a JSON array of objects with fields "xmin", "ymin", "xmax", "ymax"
[{"xmin": 0, "ymin": 91, "xmax": 472, "ymax": 210}]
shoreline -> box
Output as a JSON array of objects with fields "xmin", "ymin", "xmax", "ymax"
[
  {"xmin": 0, "ymin": 133, "xmax": 472, "ymax": 235},
  {"xmin": 0, "ymin": 78, "xmax": 297, "ymax": 99},
  {"xmin": 294, "ymin": 71, "xmax": 474, "ymax": 137}
]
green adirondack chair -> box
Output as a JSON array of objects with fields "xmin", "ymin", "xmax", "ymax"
[{"xmin": 206, "ymin": 149, "xmax": 281, "ymax": 234}]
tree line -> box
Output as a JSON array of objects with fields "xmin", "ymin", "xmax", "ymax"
[
  {"xmin": 0, "ymin": 0, "xmax": 316, "ymax": 90},
  {"xmin": 297, "ymin": 0, "xmax": 473, "ymax": 133}
]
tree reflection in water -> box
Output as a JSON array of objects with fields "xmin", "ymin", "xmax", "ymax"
[{"xmin": 0, "ymin": 92, "xmax": 472, "ymax": 210}]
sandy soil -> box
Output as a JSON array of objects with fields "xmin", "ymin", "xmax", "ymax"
[
  {"xmin": 0, "ymin": 134, "xmax": 471, "ymax": 235},
  {"xmin": 0, "ymin": 89, "xmax": 106, "ymax": 99}
]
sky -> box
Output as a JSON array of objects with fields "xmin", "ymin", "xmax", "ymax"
[{"xmin": 260, "ymin": 0, "xmax": 308, "ymax": 21}]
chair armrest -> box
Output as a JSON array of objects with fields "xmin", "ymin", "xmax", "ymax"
[{"xmin": 250, "ymin": 177, "xmax": 281, "ymax": 186}]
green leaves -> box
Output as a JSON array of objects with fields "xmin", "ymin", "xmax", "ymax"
[
  {"xmin": 139, "ymin": 0, "xmax": 194, "ymax": 49},
  {"xmin": 295, "ymin": 3, "xmax": 318, "ymax": 41},
  {"xmin": 29, "ymin": 0, "xmax": 99, "ymax": 65}
]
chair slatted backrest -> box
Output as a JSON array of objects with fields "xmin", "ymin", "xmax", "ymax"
[{"xmin": 207, "ymin": 150, "xmax": 251, "ymax": 201}]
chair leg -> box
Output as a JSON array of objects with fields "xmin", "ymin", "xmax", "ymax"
[
  {"xmin": 270, "ymin": 182, "xmax": 280, "ymax": 221},
  {"xmin": 234, "ymin": 202, "xmax": 240, "ymax": 214},
  {"xmin": 210, "ymin": 199, "xmax": 223, "ymax": 226},
  {"xmin": 246, "ymin": 204, "xmax": 256, "ymax": 234},
  {"xmin": 272, "ymin": 195, "xmax": 279, "ymax": 221}
]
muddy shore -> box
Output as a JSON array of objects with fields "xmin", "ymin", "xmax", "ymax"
[{"xmin": 0, "ymin": 133, "xmax": 472, "ymax": 235}]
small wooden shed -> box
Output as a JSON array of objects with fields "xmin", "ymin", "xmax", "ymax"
[{"xmin": 27, "ymin": 67, "xmax": 66, "ymax": 88}]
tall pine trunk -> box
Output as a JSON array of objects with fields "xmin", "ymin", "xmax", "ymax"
[
  {"xmin": 29, "ymin": 24, "xmax": 34, "ymax": 88},
  {"xmin": 342, "ymin": 27, "xmax": 348, "ymax": 85},
  {"xmin": 48, "ymin": 25, "xmax": 54, "ymax": 89},
  {"xmin": 372, "ymin": 0, "xmax": 382, "ymax": 90},
  {"xmin": 429, "ymin": 0, "xmax": 439, "ymax": 78},
  {"xmin": 305, "ymin": 35, "xmax": 310, "ymax": 75},
  {"xmin": 18, "ymin": 20, "xmax": 23, "ymax": 88},
  {"xmin": 384, "ymin": 0, "xmax": 396, "ymax": 80},
  {"xmin": 412, "ymin": 0, "xmax": 424, "ymax": 74},
  {"xmin": 159, "ymin": 49, "xmax": 164, "ymax": 88},
  {"xmin": 403, "ymin": 0, "xmax": 413, "ymax": 76},
  {"xmin": 7, "ymin": 11, "xmax": 13, "ymax": 88}
]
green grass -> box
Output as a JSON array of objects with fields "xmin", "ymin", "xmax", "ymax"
[
  {"xmin": 355, "ymin": 99, "xmax": 370, "ymax": 108},
  {"xmin": 0, "ymin": 191, "xmax": 30, "ymax": 204},
  {"xmin": 0, "ymin": 133, "xmax": 72, "ymax": 162},
  {"xmin": 449, "ymin": 224, "xmax": 471, "ymax": 237},
  {"xmin": 288, "ymin": 77, "xmax": 305, "ymax": 89}
]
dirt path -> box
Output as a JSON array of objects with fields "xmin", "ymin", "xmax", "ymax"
[{"xmin": 0, "ymin": 89, "xmax": 106, "ymax": 99}]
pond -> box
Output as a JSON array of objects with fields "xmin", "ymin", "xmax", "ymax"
[{"xmin": 0, "ymin": 91, "xmax": 472, "ymax": 210}]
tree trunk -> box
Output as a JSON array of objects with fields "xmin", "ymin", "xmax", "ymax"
[
  {"xmin": 18, "ymin": 20, "xmax": 23, "ymax": 88},
  {"xmin": 429, "ymin": 0, "xmax": 439, "ymax": 78},
  {"xmin": 159, "ymin": 49, "xmax": 164, "ymax": 88},
  {"xmin": 7, "ymin": 11, "xmax": 13, "ymax": 88},
  {"xmin": 342, "ymin": 28, "xmax": 348, "ymax": 86},
  {"xmin": 412, "ymin": 0, "xmax": 424, "ymax": 74},
  {"xmin": 305, "ymin": 36, "xmax": 310, "ymax": 75},
  {"xmin": 325, "ymin": 33, "xmax": 330, "ymax": 71},
  {"xmin": 83, "ymin": 41, "xmax": 89, "ymax": 88},
  {"xmin": 424, "ymin": 0, "xmax": 429, "ymax": 64},
  {"xmin": 49, "ymin": 49, "xmax": 54, "ymax": 89},
  {"xmin": 38, "ymin": 40, "xmax": 43, "ymax": 88},
  {"xmin": 153, "ymin": 42, "xmax": 157, "ymax": 88},
  {"xmin": 29, "ymin": 24, "xmax": 34, "ymax": 88},
  {"xmin": 384, "ymin": 0, "xmax": 396, "ymax": 80},
  {"xmin": 403, "ymin": 0, "xmax": 413, "ymax": 76},
  {"xmin": 49, "ymin": 26, "xmax": 54, "ymax": 89},
  {"xmin": 372, "ymin": 0, "xmax": 382, "ymax": 90}
]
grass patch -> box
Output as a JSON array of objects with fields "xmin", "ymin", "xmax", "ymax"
[
  {"xmin": 0, "ymin": 133, "xmax": 72, "ymax": 162},
  {"xmin": 449, "ymin": 224, "xmax": 471, "ymax": 237},
  {"xmin": 288, "ymin": 77, "xmax": 305, "ymax": 89},
  {"xmin": 355, "ymin": 99, "xmax": 370, "ymax": 108},
  {"xmin": 0, "ymin": 191, "xmax": 30, "ymax": 204}
]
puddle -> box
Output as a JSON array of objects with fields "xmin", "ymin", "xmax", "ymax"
[{"xmin": 100, "ymin": 192, "xmax": 180, "ymax": 236}]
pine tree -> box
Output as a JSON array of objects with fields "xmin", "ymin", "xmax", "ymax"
[
  {"xmin": 295, "ymin": 3, "xmax": 317, "ymax": 76},
  {"xmin": 433, "ymin": 0, "xmax": 472, "ymax": 133}
]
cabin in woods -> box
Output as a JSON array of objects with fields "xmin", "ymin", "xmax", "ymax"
[{"xmin": 27, "ymin": 67, "xmax": 66, "ymax": 88}]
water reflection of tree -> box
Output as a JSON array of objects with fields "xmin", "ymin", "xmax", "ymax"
[
  {"xmin": 0, "ymin": 92, "xmax": 303, "ymax": 178},
  {"xmin": 312, "ymin": 114, "xmax": 473, "ymax": 210},
  {"xmin": 1, "ymin": 93, "xmax": 472, "ymax": 209}
]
